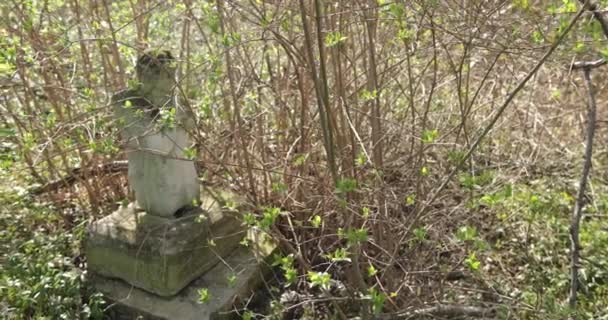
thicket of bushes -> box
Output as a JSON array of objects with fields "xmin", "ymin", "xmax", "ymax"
[{"xmin": 2, "ymin": 0, "xmax": 608, "ymax": 318}]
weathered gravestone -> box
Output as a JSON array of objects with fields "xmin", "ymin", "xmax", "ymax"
[{"xmin": 85, "ymin": 50, "xmax": 275, "ymax": 319}]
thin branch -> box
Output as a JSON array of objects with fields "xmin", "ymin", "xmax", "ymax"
[
  {"xmin": 380, "ymin": 304, "xmax": 496, "ymax": 319},
  {"xmin": 216, "ymin": 0, "xmax": 258, "ymax": 204},
  {"xmin": 298, "ymin": 0, "xmax": 337, "ymax": 184},
  {"xmin": 577, "ymin": 0, "xmax": 608, "ymax": 36},
  {"xmin": 30, "ymin": 161, "xmax": 128, "ymax": 195},
  {"xmin": 568, "ymin": 66, "xmax": 597, "ymax": 319},
  {"xmin": 571, "ymin": 58, "xmax": 606, "ymax": 70},
  {"xmin": 421, "ymin": 4, "xmax": 587, "ymax": 214}
]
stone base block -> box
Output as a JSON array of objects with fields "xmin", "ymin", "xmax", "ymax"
[
  {"xmin": 85, "ymin": 190, "xmax": 246, "ymax": 296},
  {"xmin": 89, "ymin": 231, "xmax": 276, "ymax": 320}
]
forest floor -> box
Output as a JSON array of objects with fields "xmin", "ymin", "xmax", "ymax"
[{"xmin": 2, "ymin": 154, "xmax": 608, "ymax": 319}]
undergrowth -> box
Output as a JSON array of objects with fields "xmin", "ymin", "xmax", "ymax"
[
  {"xmin": 460, "ymin": 173, "xmax": 608, "ymax": 319},
  {"xmin": 0, "ymin": 187, "xmax": 104, "ymax": 319}
]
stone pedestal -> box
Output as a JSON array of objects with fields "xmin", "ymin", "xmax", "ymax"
[
  {"xmin": 88, "ymin": 232, "xmax": 275, "ymax": 320},
  {"xmin": 86, "ymin": 190, "xmax": 247, "ymax": 297},
  {"xmin": 86, "ymin": 189, "xmax": 277, "ymax": 319}
]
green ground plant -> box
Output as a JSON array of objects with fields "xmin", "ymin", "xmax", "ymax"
[
  {"xmin": 466, "ymin": 177, "xmax": 608, "ymax": 319},
  {"xmin": 0, "ymin": 188, "xmax": 104, "ymax": 319}
]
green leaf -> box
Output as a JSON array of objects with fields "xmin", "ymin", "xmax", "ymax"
[
  {"xmin": 307, "ymin": 271, "xmax": 331, "ymax": 290},
  {"xmin": 405, "ymin": 194, "xmax": 415, "ymax": 206},
  {"xmin": 285, "ymin": 268, "xmax": 297, "ymax": 285},
  {"xmin": 242, "ymin": 311, "xmax": 255, "ymax": 320},
  {"xmin": 422, "ymin": 129, "xmax": 438, "ymax": 144},
  {"xmin": 336, "ymin": 178, "xmax": 358, "ymax": 194},
  {"xmin": 259, "ymin": 207, "xmax": 281, "ymax": 230},
  {"xmin": 397, "ymin": 28, "xmax": 414, "ymax": 41},
  {"xmin": 208, "ymin": 14, "xmax": 220, "ymax": 34},
  {"xmin": 197, "ymin": 288, "xmax": 210, "ymax": 303},
  {"xmin": 324, "ymin": 31, "xmax": 348, "ymax": 48},
  {"xmin": 531, "ymin": 30, "xmax": 544, "ymax": 44},
  {"xmin": 227, "ymin": 274, "xmax": 237, "ymax": 287},
  {"xmin": 362, "ymin": 207, "xmax": 370, "ymax": 219},
  {"xmin": 600, "ymin": 47, "xmax": 608, "ymax": 60},
  {"xmin": 325, "ymin": 247, "xmax": 351, "ymax": 262},
  {"xmin": 456, "ymin": 225, "xmax": 477, "ymax": 242},
  {"xmin": 183, "ymin": 146, "xmax": 197, "ymax": 160},
  {"xmin": 551, "ymin": 89, "xmax": 562, "ymax": 100},
  {"xmin": 512, "ymin": 0, "xmax": 529, "ymax": 10},
  {"xmin": 388, "ymin": 3, "xmax": 405, "ymax": 18},
  {"xmin": 127, "ymin": 79, "xmax": 140, "ymax": 89},
  {"xmin": 345, "ymin": 228, "xmax": 368, "ymax": 245},
  {"xmin": 557, "ymin": 0, "xmax": 577, "ymax": 13},
  {"xmin": 356, "ymin": 152, "xmax": 367, "ymax": 166},
  {"xmin": 293, "ymin": 154, "xmax": 308, "ymax": 166},
  {"xmin": 573, "ymin": 41, "xmax": 586, "ymax": 54},
  {"xmin": 159, "ymin": 107, "xmax": 177, "ymax": 129},
  {"xmin": 243, "ymin": 212, "xmax": 256, "ymax": 226},
  {"xmin": 465, "ymin": 252, "xmax": 481, "ymax": 271},
  {"xmin": 420, "ymin": 166, "xmax": 429, "ymax": 176},
  {"xmin": 273, "ymin": 253, "xmax": 297, "ymax": 285},
  {"xmin": 239, "ymin": 237, "xmax": 250, "ymax": 247},
  {"xmin": 360, "ymin": 89, "xmax": 378, "ymax": 101},
  {"xmin": 310, "ymin": 215, "xmax": 322, "ymax": 228},
  {"xmin": 368, "ymin": 288, "xmax": 386, "ymax": 314},
  {"xmin": 413, "ymin": 227, "xmax": 426, "ymax": 242},
  {"xmin": 459, "ymin": 171, "xmax": 494, "ymax": 189},
  {"xmin": 221, "ymin": 32, "xmax": 241, "ymax": 47},
  {"xmin": 367, "ymin": 264, "xmax": 378, "ymax": 277},
  {"xmin": 0, "ymin": 62, "xmax": 13, "ymax": 75}
]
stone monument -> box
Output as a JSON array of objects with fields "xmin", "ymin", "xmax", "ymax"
[
  {"xmin": 112, "ymin": 50, "xmax": 199, "ymax": 217},
  {"xmin": 85, "ymin": 50, "xmax": 275, "ymax": 319}
]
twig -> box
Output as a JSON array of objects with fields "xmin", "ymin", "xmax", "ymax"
[
  {"xmin": 568, "ymin": 2, "xmax": 606, "ymax": 317},
  {"xmin": 30, "ymin": 161, "xmax": 128, "ymax": 195},
  {"xmin": 29, "ymin": 156, "xmax": 330, "ymax": 196},
  {"xmin": 576, "ymin": 0, "xmax": 608, "ymax": 36},
  {"xmin": 421, "ymin": 4, "xmax": 587, "ymax": 214},
  {"xmin": 568, "ymin": 66, "xmax": 597, "ymax": 319},
  {"xmin": 411, "ymin": 304, "xmax": 496, "ymax": 318},
  {"xmin": 571, "ymin": 58, "xmax": 606, "ymax": 70},
  {"xmin": 215, "ymin": 0, "xmax": 258, "ymax": 204},
  {"xmin": 380, "ymin": 304, "xmax": 496, "ymax": 319},
  {"xmin": 298, "ymin": 0, "xmax": 338, "ymax": 184}
]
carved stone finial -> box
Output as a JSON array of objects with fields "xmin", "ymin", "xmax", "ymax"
[
  {"xmin": 134, "ymin": 50, "xmax": 177, "ymax": 110},
  {"xmin": 136, "ymin": 50, "xmax": 175, "ymax": 81}
]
